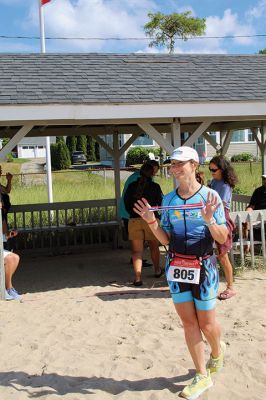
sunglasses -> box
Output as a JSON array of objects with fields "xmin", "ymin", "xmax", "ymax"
[{"xmin": 209, "ymin": 168, "xmax": 219, "ymax": 173}]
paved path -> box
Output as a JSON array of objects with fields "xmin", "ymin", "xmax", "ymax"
[{"xmin": 20, "ymin": 158, "xmax": 46, "ymax": 186}]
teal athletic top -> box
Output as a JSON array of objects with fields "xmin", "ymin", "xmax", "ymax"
[
  {"xmin": 119, "ymin": 171, "xmax": 141, "ymax": 219},
  {"xmin": 160, "ymin": 186, "xmax": 226, "ymax": 257}
]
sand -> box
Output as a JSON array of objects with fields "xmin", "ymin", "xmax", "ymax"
[{"xmin": 0, "ymin": 248, "xmax": 265, "ymax": 399}]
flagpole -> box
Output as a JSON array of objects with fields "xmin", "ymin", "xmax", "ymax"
[{"xmin": 39, "ymin": 0, "xmax": 53, "ymax": 204}]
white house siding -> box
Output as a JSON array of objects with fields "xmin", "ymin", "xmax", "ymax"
[
  {"xmin": 18, "ymin": 145, "xmax": 46, "ymax": 158},
  {"xmin": 17, "ymin": 136, "xmax": 56, "ymax": 159},
  {"xmin": 206, "ymin": 142, "xmax": 259, "ymax": 159}
]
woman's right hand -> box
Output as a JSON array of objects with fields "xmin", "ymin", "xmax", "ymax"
[{"xmin": 133, "ymin": 197, "xmax": 156, "ymax": 223}]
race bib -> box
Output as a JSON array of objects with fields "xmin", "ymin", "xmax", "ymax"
[{"xmin": 167, "ymin": 257, "xmax": 201, "ymax": 284}]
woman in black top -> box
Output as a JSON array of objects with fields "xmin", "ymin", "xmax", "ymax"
[{"xmin": 124, "ymin": 163, "xmax": 163, "ymax": 286}]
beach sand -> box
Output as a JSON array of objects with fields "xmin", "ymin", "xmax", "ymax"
[{"xmin": 0, "ymin": 248, "xmax": 265, "ymax": 399}]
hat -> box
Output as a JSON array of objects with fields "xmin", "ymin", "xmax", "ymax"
[
  {"xmin": 170, "ymin": 146, "xmax": 199, "ymax": 163},
  {"xmin": 262, "ymin": 174, "xmax": 266, "ymax": 179}
]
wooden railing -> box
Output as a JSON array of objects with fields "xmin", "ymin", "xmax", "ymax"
[
  {"xmin": 230, "ymin": 210, "xmax": 266, "ymax": 267},
  {"xmin": 8, "ymin": 199, "xmax": 119, "ymax": 252},
  {"xmin": 6, "ymin": 194, "xmax": 265, "ymax": 266},
  {"xmin": 231, "ymin": 194, "xmax": 250, "ymax": 211}
]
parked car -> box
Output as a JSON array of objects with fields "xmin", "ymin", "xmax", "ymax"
[{"xmin": 71, "ymin": 151, "xmax": 87, "ymax": 165}]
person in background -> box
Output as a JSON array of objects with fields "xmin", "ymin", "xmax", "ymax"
[
  {"xmin": 119, "ymin": 160, "xmax": 159, "ymax": 267},
  {"xmin": 0, "ymin": 165, "xmax": 13, "ymax": 243},
  {"xmin": 4, "ymin": 248, "xmax": 21, "ymax": 300},
  {"xmin": 134, "ymin": 146, "xmax": 228, "ymax": 400},
  {"xmin": 209, "ymin": 155, "xmax": 238, "ymax": 300},
  {"xmin": 246, "ymin": 174, "xmax": 266, "ymax": 212},
  {"xmin": 243, "ymin": 174, "xmax": 266, "ymax": 252},
  {"xmin": 124, "ymin": 162, "xmax": 163, "ymax": 286}
]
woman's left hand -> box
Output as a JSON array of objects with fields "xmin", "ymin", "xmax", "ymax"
[{"xmin": 201, "ymin": 191, "xmax": 221, "ymax": 224}]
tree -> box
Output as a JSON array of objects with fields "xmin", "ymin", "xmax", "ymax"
[
  {"xmin": 66, "ymin": 136, "xmax": 77, "ymax": 155},
  {"xmin": 95, "ymin": 141, "xmax": 100, "ymax": 161},
  {"xmin": 76, "ymin": 135, "xmax": 87, "ymax": 156},
  {"xmin": 144, "ymin": 11, "xmax": 206, "ymax": 53},
  {"xmin": 56, "ymin": 136, "xmax": 65, "ymax": 143},
  {"xmin": 259, "ymin": 48, "xmax": 266, "ymax": 54},
  {"xmin": 86, "ymin": 136, "xmax": 96, "ymax": 161},
  {"xmin": 50, "ymin": 142, "xmax": 71, "ymax": 170}
]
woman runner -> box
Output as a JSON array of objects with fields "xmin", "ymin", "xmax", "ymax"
[{"xmin": 133, "ymin": 146, "xmax": 228, "ymax": 399}]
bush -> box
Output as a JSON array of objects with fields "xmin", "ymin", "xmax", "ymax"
[
  {"xmin": 126, "ymin": 147, "xmax": 157, "ymax": 166},
  {"xmin": 66, "ymin": 136, "xmax": 77, "ymax": 155},
  {"xmin": 51, "ymin": 142, "xmax": 71, "ymax": 170},
  {"xmin": 231, "ymin": 152, "xmax": 254, "ymax": 162},
  {"xmin": 76, "ymin": 135, "xmax": 87, "ymax": 157},
  {"xmin": 86, "ymin": 136, "xmax": 96, "ymax": 161}
]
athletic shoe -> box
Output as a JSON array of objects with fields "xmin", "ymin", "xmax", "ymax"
[
  {"xmin": 5, "ymin": 290, "xmax": 14, "ymax": 301},
  {"xmin": 181, "ymin": 370, "xmax": 213, "ymax": 399},
  {"xmin": 7, "ymin": 287, "xmax": 21, "ymax": 300},
  {"xmin": 206, "ymin": 341, "xmax": 226, "ymax": 374}
]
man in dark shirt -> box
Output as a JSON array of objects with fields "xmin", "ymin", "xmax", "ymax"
[
  {"xmin": 246, "ymin": 175, "xmax": 266, "ymax": 211},
  {"xmin": 243, "ymin": 175, "xmax": 266, "ymax": 248}
]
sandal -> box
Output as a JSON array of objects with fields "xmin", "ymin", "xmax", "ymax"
[
  {"xmin": 133, "ymin": 280, "xmax": 143, "ymax": 287},
  {"xmin": 154, "ymin": 268, "xmax": 165, "ymax": 278},
  {"xmin": 218, "ymin": 287, "xmax": 236, "ymax": 301}
]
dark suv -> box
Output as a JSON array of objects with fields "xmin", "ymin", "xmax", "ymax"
[{"xmin": 71, "ymin": 151, "xmax": 87, "ymax": 165}]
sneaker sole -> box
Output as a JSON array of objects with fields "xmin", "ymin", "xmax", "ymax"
[{"xmin": 181, "ymin": 381, "xmax": 213, "ymax": 400}]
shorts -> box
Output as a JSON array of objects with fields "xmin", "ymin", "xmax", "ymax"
[
  {"xmin": 216, "ymin": 208, "xmax": 235, "ymax": 255},
  {"xmin": 166, "ymin": 254, "xmax": 219, "ymax": 311},
  {"xmin": 4, "ymin": 250, "xmax": 11, "ymax": 258},
  {"xmin": 128, "ymin": 218, "xmax": 158, "ymax": 241}
]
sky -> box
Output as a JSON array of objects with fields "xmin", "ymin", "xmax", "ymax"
[{"xmin": 0, "ymin": 0, "xmax": 266, "ymax": 54}]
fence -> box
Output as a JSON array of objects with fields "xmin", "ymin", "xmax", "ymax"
[
  {"xmin": 8, "ymin": 199, "xmax": 119, "ymax": 253},
  {"xmin": 230, "ymin": 210, "xmax": 266, "ymax": 268}
]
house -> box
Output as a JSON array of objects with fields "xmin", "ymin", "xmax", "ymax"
[{"xmin": 17, "ymin": 136, "xmax": 56, "ymax": 158}]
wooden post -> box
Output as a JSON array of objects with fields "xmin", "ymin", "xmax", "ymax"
[{"xmin": 0, "ymin": 204, "xmax": 5, "ymax": 300}]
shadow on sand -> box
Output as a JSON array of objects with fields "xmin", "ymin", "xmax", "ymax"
[{"xmin": 0, "ymin": 370, "xmax": 195, "ymax": 397}]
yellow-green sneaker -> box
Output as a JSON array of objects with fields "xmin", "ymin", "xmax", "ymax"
[
  {"xmin": 206, "ymin": 341, "xmax": 226, "ymax": 374},
  {"xmin": 180, "ymin": 370, "xmax": 213, "ymax": 400}
]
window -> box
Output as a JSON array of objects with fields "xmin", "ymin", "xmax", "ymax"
[
  {"xmin": 197, "ymin": 136, "xmax": 204, "ymax": 145},
  {"xmin": 247, "ymin": 129, "xmax": 255, "ymax": 142},
  {"xmin": 209, "ymin": 131, "xmax": 217, "ymax": 140},
  {"xmin": 181, "ymin": 132, "xmax": 189, "ymax": 145},
  {"xmin": 231, "ymin": 130, "xmax": 245, "ymax": 143},
  {"xmin": 132, "ymin": 133, "xmax": 154, "ymax": 146}
]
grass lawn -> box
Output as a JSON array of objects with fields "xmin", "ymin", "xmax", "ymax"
[{"xmin": 0, "ymin": 160, "xmax": 263, "ymax": 205}]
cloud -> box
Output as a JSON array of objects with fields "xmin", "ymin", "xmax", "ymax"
[
  {"xmin": 25, "ymin": 0, "xmax": 157, "ymax": 52},
  {"xmin": 247, "ymin": 0, "xmax": 266, "ymax": 18},
  {"xmin": 17, "ymin": 2, "xmax": 256, "ymax": 54},
  {"xmin": 205, "ymin": 9, "xmax": 255, "ymax": 45}
]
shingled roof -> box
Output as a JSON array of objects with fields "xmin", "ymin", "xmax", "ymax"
[{"xmin": 0, "ymin": 53, "xmax": 266, "ymax": 105}]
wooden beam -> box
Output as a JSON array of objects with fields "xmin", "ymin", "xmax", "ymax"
[
  {"xmin": 0, "ymin": 124, "xmax": 34, "ymax": 159},
  {"xmin": 171, "ymin": 118, "xmax": 181, "ymax": 148},
  {"xmin": 138, "ymin": 123, "xmax": 174, "ymax": 154},
  {"xmin": 119, "ymin": 132, "xmax": 139, "ymax": 157},
  {"xmin": 184, "ymin": 121, "xmax": 212, "ymax": 147},
  {"xmin": 203, "ymin": 131, "xmax": 219, "ymax": 151},
  {"xmin": 91, "ymin": 134, "xmax": 114, "ymax": 156},
  {"xmin": 221, "ymin": 130, "xmax": 234, "ymax": 155}
]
